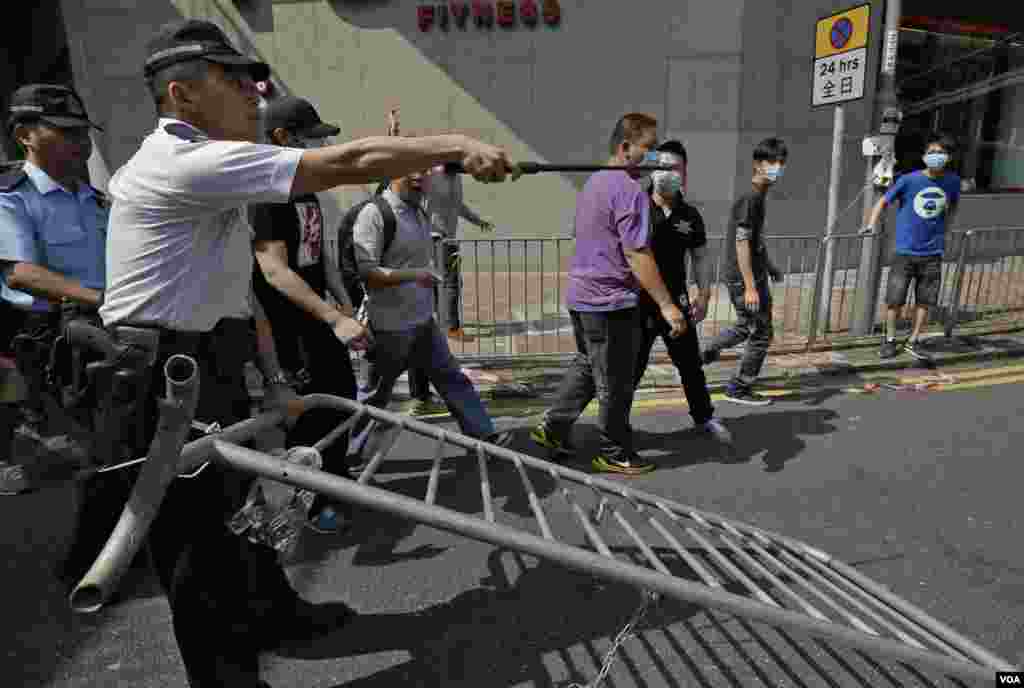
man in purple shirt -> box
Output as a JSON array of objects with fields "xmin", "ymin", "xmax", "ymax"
[{"xmin": 532, "ymin": 113, "xmax": 685, "ymax": 475}]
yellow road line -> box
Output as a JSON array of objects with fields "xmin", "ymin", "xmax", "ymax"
[{"xmin": 935, "ymin": 373, "xmax": 1024, "ymax": 392}]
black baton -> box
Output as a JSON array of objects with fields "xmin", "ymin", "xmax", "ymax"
[{"xmin": 443, "ymin": 162, "xmax": 677, "ymax": 175}]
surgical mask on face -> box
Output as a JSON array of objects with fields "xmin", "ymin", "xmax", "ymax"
[
  {"xmin": 923, "ymin": 152, "xmax": 949, "ymax": 170},
  {"xmin": 764, "ymin": 163, "xmax": 785, "ymax": 183},
  {"xmin": 651, "ymin": 170, "xmax": 683, "ymax": 196},
  {"xmin": 295, "ymin": 136, "xmax": 328, "ymax": 149}
]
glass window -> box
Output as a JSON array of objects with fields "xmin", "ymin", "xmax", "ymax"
[{"xmin": 895, "ymin": 18, "xmax": 1024, "ymax": 193}]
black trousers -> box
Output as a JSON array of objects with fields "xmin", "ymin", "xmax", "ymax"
[
  {"xmin": 544, "ymin": 308, "xmax": 642, "ymax": 460},
  {"xmin": 634, "ymin": 308, "xmax": 714, "ymax": 425},
  {"xmin": 60, "ymin": 319, "xmax": 295, "ymax": 688},
  {"xmin": 285, "ymin": 318, "xmax": 357, "ymax": 477}
]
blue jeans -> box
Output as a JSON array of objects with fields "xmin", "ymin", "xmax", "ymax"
[{"xmin": 358, "ymin": 319, "xmax": 494, "ymax": 438}]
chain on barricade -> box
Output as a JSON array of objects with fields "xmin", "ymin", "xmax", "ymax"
[{"xmin": 567, "ymin": 589, "xmax": 660, "ymax": 688}]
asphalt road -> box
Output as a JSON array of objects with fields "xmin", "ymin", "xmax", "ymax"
[{"xmin": 2, "ymin": 370, "xmax": 1023, "ymax": 688}]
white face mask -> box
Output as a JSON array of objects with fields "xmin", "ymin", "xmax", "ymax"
[{"xmin": 652, "ymin": 170, "xmax": 683, "ymax": 196}]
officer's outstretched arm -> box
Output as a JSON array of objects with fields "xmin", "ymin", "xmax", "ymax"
[
  {"xmin": 3, "ymin": 261, "xmax": 102, "ymax": 306},
  {"xmin": 290, "ymin": 134, "xmax": 512, "ymax": 197}
]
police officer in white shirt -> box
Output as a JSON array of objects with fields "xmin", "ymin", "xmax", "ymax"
[{"xmin": 99, "ymin": 18, "xmax": 515, "ymax": 688}]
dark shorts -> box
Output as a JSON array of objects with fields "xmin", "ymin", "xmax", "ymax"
[{"xmin": 885, "ymin": 254, "xmax": 942, "ymax": 307}]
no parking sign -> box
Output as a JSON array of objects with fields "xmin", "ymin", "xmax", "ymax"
[{"xmin": 812, "ymin": 4, "xmax": 870, "ymax": 107}]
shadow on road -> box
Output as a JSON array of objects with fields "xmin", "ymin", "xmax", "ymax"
[
  {"xmin": 632, "ymin": 407, "xmax": 842, "ymax": 473},
  {"xmin": 291, "ymin": 428, "xmax": 558, "ymax": 569},
  {"xmin": 278, "ymin": 547, "xmax": 705, "ymax": 688}
]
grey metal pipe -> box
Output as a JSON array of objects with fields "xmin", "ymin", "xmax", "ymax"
[
  {"xmin": 819, "ymin": 105, "xmax": 847, "ymax": 331},
  {"xmin": 70, "ymin": 354, "xmax": 199, "ymax": 613},
  {"xmin": 209, "ymin": 439, "xmax": 1006, "ymax": 682}
]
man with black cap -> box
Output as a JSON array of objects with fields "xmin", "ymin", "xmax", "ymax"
[
  {"xmin": 0, "ymin": 84, "xmax": 106, "ymax": 493},
  {"xmin": 251, "ymin": 95, "xmax": 356, "ymax": 534},
  {"xmin": 97, "ymin": 18, "xmax": 514, "ymax": 688}
]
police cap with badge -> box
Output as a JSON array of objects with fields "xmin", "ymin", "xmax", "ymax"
[
  {"xmin": 1, "ymin": 84, "xmax": 103, "ymax": 192},
  {"xmin": 144, "ymin": 19, "xmax": 270, "ymax": 81}
]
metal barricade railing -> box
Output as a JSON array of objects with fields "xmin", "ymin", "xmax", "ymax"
[
  {"xmin": 944, "ymin": 227, "xmax": 1024, "ymax": 337},
  {"xmin": 438, "ymin": 228, "xmax": 1024, "ymax": 360},
  {"xmin": 441, "ymin": 237, "xmax": 576, "ymax": 360},
  {"xmin": 193, "ymin": 396, "xmax": 1015, "ymax": 684}
]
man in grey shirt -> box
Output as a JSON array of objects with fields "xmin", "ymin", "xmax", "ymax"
[{"xmin": 353, "ymin": 168, "xmax": 509, "ymax": 446}]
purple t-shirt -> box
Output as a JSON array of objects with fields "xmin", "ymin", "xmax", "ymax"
[{"xmin": 566, "ymin": 171, "xmax": 652, "ymax": 311}]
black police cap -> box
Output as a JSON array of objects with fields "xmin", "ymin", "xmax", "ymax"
[
  {"xmin": 144, "ymin": 19, "xmax": 270, "ymax": 82},
  {"xmin": 6, "ymin": 84, "xmax": 102, "ymax": 131}
]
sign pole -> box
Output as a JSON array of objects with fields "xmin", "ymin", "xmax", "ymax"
[
  {"xmin": 818, "ymin": 104, "xmax": 846, "ymax": 334},
  {"xmin": 851, "ymin": 0, "xmax": 901, "ymax": 335}
]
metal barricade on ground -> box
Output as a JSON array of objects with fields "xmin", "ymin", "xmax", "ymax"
[{"xmin": 75, "ymin": 392, "xmax": 1018, "ymax": 685}]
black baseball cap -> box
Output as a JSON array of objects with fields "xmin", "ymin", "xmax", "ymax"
[
  {"xmin": 144, "ymin": 19, "xmax": 270, "ymax": 82},
  {"xmin": 6, "ymin": 84, "xmax": 102, "ymax": 131},
  {"xmin": 657, "ymin": 140, "xmax": 687, "ymax": 164},
  {"xmin": 262, "ymin": 96, "xmax": 340, "ymax": 138}
]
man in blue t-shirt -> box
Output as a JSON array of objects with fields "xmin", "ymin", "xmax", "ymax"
[{"xmin": 864, "ymin": 133, "xmax": 960, "ymax": 363}]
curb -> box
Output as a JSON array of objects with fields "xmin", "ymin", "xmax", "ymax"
[{"xmin": 424, "ymin": 334, "xmax": 1024, "ymax": 410}]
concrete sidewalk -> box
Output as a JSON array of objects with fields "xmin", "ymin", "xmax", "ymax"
[
  {"xmin": 390, "ymin": 329, "xmax": 1024, "ymax": 406},
  {"xmin": 5, "ymin": 329, "xmax": 1024, "ymax": 412}
]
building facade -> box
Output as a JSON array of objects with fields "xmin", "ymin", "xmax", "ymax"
[{"xmin": 6, "ymin": 1, "xmax": 1023, "ymax": 245}]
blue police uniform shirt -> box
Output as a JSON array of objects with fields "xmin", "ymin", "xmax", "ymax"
[
  {"xmin": 884, "ymin": 170, "xmax": 961, "ymax": 257},
  {"xmin": 0, "ymin": 160, "xmax": 108, "ymax": 310}
]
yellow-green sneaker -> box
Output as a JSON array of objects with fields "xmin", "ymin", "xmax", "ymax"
[
  {"xmin": 592, "ymin": 454, "xmax": 655, "ymax": 476},
  {"xmin": 530, "ymin": 423, "xmax": 574, "ymax": 457},
  {"xmin": 410, "ymin": 397, "xmax": 447, "ymax": 417}
]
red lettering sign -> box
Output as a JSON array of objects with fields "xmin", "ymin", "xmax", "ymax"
[
  {"xmin": 420, "ymin": 1, "xmax": 560, "ymax": 32},
  {"xmin": 496, "ymin": 0, "xmax": 516, "ymax": 27},
  {"xmin": 417, "ymin": 4, "xmax": 435, "ymax": 31},
  {"xmin": 472, "ymin": 0, "xmax": 494, "ymax": 28},
  {"xmin": 519, "ymin": 0, "xmax": 538, "ymax": 26},
  {"xmin": 450, "ymin": 1, "xmax": 469, "ymax": 28},
  {"xmin": 542, "ymin": 0, "xmax": 561, "ymax": 26}
]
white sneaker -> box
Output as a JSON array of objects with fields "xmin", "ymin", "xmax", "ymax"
[{"xmin": 701, "ymin": 418, "xmax": 733, "ymax": 444}]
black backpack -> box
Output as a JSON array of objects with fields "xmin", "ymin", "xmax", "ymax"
[{"xmin": 337, "ymin": 191, "xmax": 397, "ymax": 310}]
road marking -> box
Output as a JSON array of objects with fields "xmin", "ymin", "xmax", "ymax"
[{"xmin": 426, "ymin": 360, "xmax": 1024, "ymax": 419}]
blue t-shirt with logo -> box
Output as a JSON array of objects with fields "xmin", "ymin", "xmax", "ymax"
[{"xmin": 884, "ymin": 170, "xmax": 961, "ymax": 256}]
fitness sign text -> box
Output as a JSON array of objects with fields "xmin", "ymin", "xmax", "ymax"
[{"xmin": 418, "ymin": 1, "xmax": 562, "ymax": 32}]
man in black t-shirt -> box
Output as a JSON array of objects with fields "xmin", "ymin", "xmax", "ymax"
[
  {"xmin": 635, "ymin": 141, "xmax": 731, "ymax": 443},
  {"xmin": 701, "ymin": 138, "xmax": 787, "ymax": 406},
  {"xmin": 251, "ymin": 96, "xmax": 357, "ymax": 534}
]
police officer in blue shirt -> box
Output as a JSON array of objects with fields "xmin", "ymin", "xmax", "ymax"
[{"xmin": 0, "ymin": 84, "xmax": 107, "ymax": 494}]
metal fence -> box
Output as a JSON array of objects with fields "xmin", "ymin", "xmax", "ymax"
[{"xmin": 439, "ymin": 227, "xmax": 1024, "ymax": 361}]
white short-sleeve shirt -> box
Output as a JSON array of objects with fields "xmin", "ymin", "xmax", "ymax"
[{"xmin": 100, "ymin": 118, "xmax": 302, "ymax": 332}]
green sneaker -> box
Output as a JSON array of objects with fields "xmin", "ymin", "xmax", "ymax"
[
  {"xmin": 410, "ymin": 397, "xmax": 447, "ymax": 417},
  {"xmin": 530, "ymin": 423, "xmax": 574, "ymax": 457},
  {"xmin": 592, "ymin": 454, "xmax": 656, "ymax": 476}
]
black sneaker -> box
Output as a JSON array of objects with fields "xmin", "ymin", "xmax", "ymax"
[
  {"xmin": 903, "ymin": 340, "xmax": 934, "ymax": 364},
  {"xmin": 879, "ymin": 338, "xmax": 901, "ymax": 359},
  {"xmin": 701, "ymin": 348, "xmax": 721, "ymax": 366},
  {"xmin": 484, "ymin": 430, "xmax": 514, "ymax": 449},
  {"xmin": 723, "ymin": 386, "xmax": 773, "ymax": 406}
]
